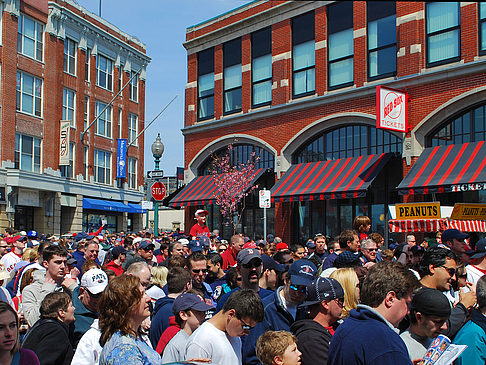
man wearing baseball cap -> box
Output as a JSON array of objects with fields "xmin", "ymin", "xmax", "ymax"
[
  {"xmin": 161, "ymin": 292, "xmax": 214, "ymax": 362},
  {"xmin": 243, "ymin": 259, "xmax": 317, "ymax": 365},
  {"xmin": 259, "ymin": 254, "xmax": 286, "ymax": 291},
  {"xmin": 291, "ymin": 277, "xmax": 345, "ymax": 365},
  {"xmin": 466, "ymin": 238, "xmax": 486, "ymax": 285},
  {"xmin": 190, "ymin": 209, "xmax": 210, "ymax": 239},
  {"xmin": 400, "ymin": 287, "xmax": 451, "ymax": 361},
  {"xmin": 441, "ymin": 229, "xmax": 469, "ymax": 258},
  {"xmin": 124, "ymin": 240, "xmax": 155, "ymax": 269},
  {"xmin": 104, "ymin": 246, "xmax": 127, "ymax": 276},
  {"xmin": 72, "ymin": 268, "xmax": 108, "ymax": 346}
]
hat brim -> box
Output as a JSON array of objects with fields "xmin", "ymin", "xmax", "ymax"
[
  {"xmin": 298, "ymin": 299, "xmax": 321, "ymax": 308},
  {"xmin": 290, "ymin": 275, "xmax": 314, "ymax": 286},
  {"xmin": 470, "ymin": 251, "xmax": 486, "ymax": 259}
]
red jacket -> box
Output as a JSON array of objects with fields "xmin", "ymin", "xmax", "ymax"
[
  {"xmin": 104, "ymin": 260, "xmax": 124, "ymax": 276},
  {"xmin": 156, "ymin": 316, "xmax": 180, "ymax": 354},
  {"xmin": 221, "ymin": 246, "xmax": 237, "ymax": 270}
]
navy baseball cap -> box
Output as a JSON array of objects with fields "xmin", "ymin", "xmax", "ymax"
[
  {"xmin": 139, "ymin": 240, "xmax": 155, "ymax": 250},
  {"xmin": 237, "ymin": 248, "xmax": 261, "ymax": 265},
  {"xmin": 172, "ymin": 292, "xmax": 214, "ymax": 314},
  {"xmin": 299, "ymin": 277, "xmax": 344, "ymax": 307},
  {"xmin": 441, "ymin": 229, "xmax": 468, "ymax": 243},
  {"xmin": 75, "ymin": 232, "xmax": 94, "ymax": 242},
  {"xmin": 198, "ymin": 235, "xmax": 210, "ymax": 248},
  {"xmin": 288, "ymin": 259, "xmax": 317, "ymax": 286},
  {"xmin": 261, "ymin": 254, "xmax": 286, "ymax": 273},
  {"xmin": 470, "ymin": 238, "xmax": 486, "ymax": 259},
  {"xmin": 112, "ymin": 246, "xmax": 127, "ymax": 259},
  {"xmin": 188, "ymin": 239, "xmax": 203, "ymax": 252},
  {"xmin": 306, "ymin": 240, "xmax": 316, "ymax": 249}
]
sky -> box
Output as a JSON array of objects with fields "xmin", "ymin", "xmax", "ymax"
[{"xmin": 75, "ymin": 0, "xmax": 249, "ymax": 175}]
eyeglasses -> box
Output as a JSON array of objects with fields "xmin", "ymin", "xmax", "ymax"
[
  {"xmin": 289, "ymin": 284, "xmax": 307, "ymax": 294},
  {"xmin": 218, "ymin": 249, "xmax": 227, "ymax": 253},
  {"xmin": 334, "ymin": 297, "xmax": 345, "ymax": 307},
  {"xmin": 238, "ymin": 317, "xmax": 255, "ymax": 331},
  {"xmin": 242, "ymin": 259, "xmax": 262, "ymax": 269},
  {"xmin": 366, "ymin": 248, "xmax": 378, "ymax": 252},
  {"xmin": 440, "ymin": 266, "xmax": 456, "ymax": 277},
  {"xmin": 192, "ymin": 269, "xmax": 208, "ymax": 274}
]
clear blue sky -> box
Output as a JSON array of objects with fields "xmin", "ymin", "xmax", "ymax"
[{"xmin": 75, "ymin": 0, "xmax": 248, "ymax": 175}]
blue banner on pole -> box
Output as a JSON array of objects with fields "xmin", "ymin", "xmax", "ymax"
[{"xmin": 117, "ymin": 138, "xmax": 127, "ymax": 178}]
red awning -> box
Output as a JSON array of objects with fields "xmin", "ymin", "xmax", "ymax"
[
  {"xmin": 389, "ymin": 219, "xmax": 486, "ymax": 233},
  {"xmin": 168, "ymin": 168, "xmax": 265, "ymax": 208},
  {"xmin": 270, "ymin": 153, "xmax": 391, "ymax": 202}
]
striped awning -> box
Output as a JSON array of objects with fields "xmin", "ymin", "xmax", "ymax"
[
  {"xmin": 389, "ymin": 218, "xmax": 486, "ymax": 233},
  {"xmin": 168, "ymin": 168, "xmax": 265, "ymax": 208},
  {"xmin": 397, "ymin": 141, "xmax": 486, "ymax": 195},
  {"xmin": 270, "ymin": 153, "xmax": 391, "ymax": 202}
]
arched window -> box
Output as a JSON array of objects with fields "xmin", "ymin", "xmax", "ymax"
[
  {"xmin": 426, "ymin": 103, "xmax": 486, "ymax": 147},
  {"xmin": 198, "ymin": 143, "xmax": 275, "ymax": 175},
  {"xmin": 293, "ymin": 124, "xmax": 402, "ymax": 163}
]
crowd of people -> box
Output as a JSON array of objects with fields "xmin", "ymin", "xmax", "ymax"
[{"xmin": 0, "ymin": 210, "xmax": 484, "ymax": 365}]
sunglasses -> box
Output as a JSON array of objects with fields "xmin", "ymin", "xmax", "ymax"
[
  {"xmin": 366, "ymin": 248, "xmax": 378, "ymax": 252},
  {"xmin": 289, "ymin": 284, "xmax": 307, "ymax": 294},
  {"xmin": 334, "ymin": 297, "xmax": 345, "ymax": 307},
  {"xmin": 238, "ymin": 317, "xmax": 255, "ymax": 331},
  {"xmin": 242, "ymin": 259, "xmax": 262, "ymax": 269},
  {"xmin": 440, "ymin": 266, "xmax": 456, "ymax": 277},
  {"xmin": 192, "ymin": 269, "xmax": 208, "ymax": 274},
  {"xmin": 218, "ymin": 249, "xmax": 227, "ymax": 253}
]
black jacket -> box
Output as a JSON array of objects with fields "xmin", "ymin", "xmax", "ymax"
[
  {"xmin": 291, "ymin": 319, "xmax": 333, "ymax": 365},
  {"xmin": 22, "ymin": 318, "xmax": 73, "ymax": 365}
]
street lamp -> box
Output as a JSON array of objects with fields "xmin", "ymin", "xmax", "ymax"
[{"xmin": 151, "ymin": 133, "xmax": 164, "ymax": 236}]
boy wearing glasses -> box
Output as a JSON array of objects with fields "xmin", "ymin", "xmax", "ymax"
[
  {"xmin": 243, "ymin": 259, "xmax": 317, "ymax": 365},
  {"xmin": 291, "ymin": 277, "xmax": 345, "ymax": 365},
  {"xmin": 185, "ymin": 289, "xmax": 264, "ymax": 365}
]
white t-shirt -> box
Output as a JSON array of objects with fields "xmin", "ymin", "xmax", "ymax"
[
  {"xmin": 1, "ymin": 252, "xmax": 21, "ymax": 275},
  {"xmin": 162, "ymin": 329, "xmax": 189, "ymax": 363},
  {"xmin": 466, "ymin": 264, "xmax": 486, "ymax": 286},
  {"xmin": 185, "ymin": 321, "xmax": 242, "ymax": 365}
]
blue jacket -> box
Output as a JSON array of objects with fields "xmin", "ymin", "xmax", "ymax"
[
  {"xmin": 243, "ymin": 287, "xmax": 306, "ymax": 365},
  {"xmin": 150, "ymin": 296, "xmax": 175, "ymax": 348},
  {"xmin": 453, "ymin": 308, "xmax": 486, "ymax": 365},
  {"xmin": 328, "ymin": 304, "xmax": 412, "ymax": 365}
]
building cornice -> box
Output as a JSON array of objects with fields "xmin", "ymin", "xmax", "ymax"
[{"xmin": 182, "ymin": 58, "xmax": 486, "ymax": 136}]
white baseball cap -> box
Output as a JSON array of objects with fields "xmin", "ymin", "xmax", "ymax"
[{"xmin": 81, "ymin": 268, "xmax": 108, "ymax": 295}]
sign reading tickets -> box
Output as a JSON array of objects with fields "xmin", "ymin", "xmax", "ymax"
[
  {"xmin": 376, "ymin": 86, "xmax": 409, "ymax": 133},
  {"xmin": 450, "ymin": 203, "xmax": 486, "ymax": 220},
  {"xmin": 59, "ymin": 121, "xmax": 71, "ymax": 166},
  {"xmin": 395, "ymin": 202, "xmax": 441, "ymax": 220}
]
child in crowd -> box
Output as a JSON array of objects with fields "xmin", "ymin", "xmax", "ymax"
[
  {"xmin": 256, "ymin": 330, "xmax": 302, "ymax": 365},
  {"xmin": 353, "ymin": 216, "xmax": 371, "ymax": 242}
]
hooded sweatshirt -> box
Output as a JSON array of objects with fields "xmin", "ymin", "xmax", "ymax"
[
  {"xmin": 150, "ymin": 296, "xmax": 175, "ymax": 347},
  {"xmin": 291, "ymin": 319, "xmax": 333, "ymax": 365},
  {"xmin": 328, "ymin": 304, "xmax": 412, "ymax": 365}
]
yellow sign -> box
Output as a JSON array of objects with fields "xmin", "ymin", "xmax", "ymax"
[
  {"xmin": 450, "ymin": 203, "xmax": 486, "ymax": 220},
  {"xmin": 395, "ymin": 202, "xmax": 441, "ymax": 220}
]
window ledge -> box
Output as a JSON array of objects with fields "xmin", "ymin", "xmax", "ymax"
[
  {"xmin": 64, "ymin": 71, "xmax": 77, "ymax": 77},
  {"xmin": 18, "ymin": 53, "xmax": 44, "ymax": 65},
  {"xmin": 94, "ymin": 134, "xmax": 113, "ymax": 140},
  {"xmin": 16, "ymin": 110, "xmax": 43, "ymax": 120}
]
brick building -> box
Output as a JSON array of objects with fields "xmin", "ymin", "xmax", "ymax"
[
  {"xmin": 0, "ymin": 0, "xmax": 150, "ymax": 234},
  {"xmin": 175, "ymin": 1, "xmax": 486, "ymax": 243}
]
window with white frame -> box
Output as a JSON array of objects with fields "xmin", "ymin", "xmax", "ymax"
[
  {"xmin": 197, "ymin": 48, "xmax": 214, "ymax": 121},
  {"xmin": 94, "ymin": 149, "xmax": 111, "ymax": 184},
  {"xmin": 84, "ymin": 96, "xmax": 89, "ymax": 130},
  {"xmin": 292, "ymin": 11, "xmax": 315, "ymax": 97},
  {"xmin": 223, "ymin": 38, "xmax": 242, "ymax": 114},
  {"xmin": 426, "ymin": 2, "xmax": 460, "ymax": 66},
  {"xmin": 128, "ymin": 113, "xmax": 138, "ymax": 145},
  {"xmin": 17, "ymin": 14, "xmax": 44, "ymax": 62},
  {"xmin": 15, "ymin": 133, "xmax": 41, "ymax": 173},
  {"xmin": 118, "ymin": 66, "xmax": 123, "ymax": 92},
  {"xmin": 60, "ymin": 142, "xmax": 75, "ymax": 178},
  {"xmin": 127, "ymin": 157, "xmax": 137, "ymax": 189},
  {"xmin": 95, "ymin": 100, "xmax": 112, "ymax": 138},
  {"xmin": 63, "ymin": 88, "xmax": 76, "ymax": 127},
  {"xmin": 251, "ymin": 27, "xmax": 272, "ymax": 107},
  {"xmin": 96, "ymin": 54, "xmax": 113, "ymax": 90},
  {"xmin": 129, "ymin": 70, "xmax": 138, "ymax": 102},
  {"xmin": 118, "ymin": 108, "xmax": 122, "ymax": 139},
  {"xmin": 83, "ymin": 146, "xmax": 89, "ymax": 181},
  {"xmin": 16, "ymin": 71, "xmax": 42, "ymax": 117},
  {"xmin": 85, "ymin": 48, "xmax": 91, "ymax": 81},
  {"xmin": 64, "ymin": 38, "xmax": 77, "ymax": 75}
]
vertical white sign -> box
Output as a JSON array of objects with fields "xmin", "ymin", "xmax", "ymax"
[
  {"xmin": 59, "ymin": 120, "xmax": 71, "ymax": 166},
  {"xmin": 376, "ymin": 86, "xmax": 408, "ymax": 133}
]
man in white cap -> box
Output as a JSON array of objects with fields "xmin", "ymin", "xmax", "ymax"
[{"xmin": 190, "ymin": 209, "xmax": 210, "ymax": 239}]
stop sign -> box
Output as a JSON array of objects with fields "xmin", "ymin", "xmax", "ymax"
[{"xmin": 151, "ymin": 182, "xmax": 166, "ymax": 201}]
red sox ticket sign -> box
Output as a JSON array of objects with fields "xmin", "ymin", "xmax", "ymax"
[{"xmin": 376, "ymin": 85, "xmax": 409, "ymax": 133}]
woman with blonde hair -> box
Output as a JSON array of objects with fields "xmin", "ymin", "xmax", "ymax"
[
  {"xmin": 329, "ymin": 268, "xmax": 359, "ymax": 318},
  {"xmin": 99, "ymin": 275, "xmax": 160, "ymax": 365},
  {"xmin": 146, "ymin": 265, "xmax": 168, "ymax": 302}
]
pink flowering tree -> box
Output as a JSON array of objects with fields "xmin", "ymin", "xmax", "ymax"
[{"xmin": 209, "ymin": 145, "xmax": 259, "ymax": 233}]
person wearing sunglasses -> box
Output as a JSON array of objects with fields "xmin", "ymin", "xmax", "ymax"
[
  {"xmin": 188, "ymin": 252, "xmax": 216, "ymax": 307},
  {"xmin": 359, "ymin": 238, "xmax": 379, "ymax": 267},
  {"xmin": 185, "ymin": 289, "xmax": 264, "ymax": 365},
  {"xmin": 418, "ymin": 246, "xmax": 476, "ymax": 339},
  {"xmin": 291, "ymin": 277, "xmax": 345, "ymax": 365},
  {"xmin": 243, "ymin": 259, "xmax": 317, "ymax": 365}
]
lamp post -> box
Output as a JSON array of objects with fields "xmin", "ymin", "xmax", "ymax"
[{"xmin": 151, "ymin": 133, "xmax": 164, "ymax": 236}]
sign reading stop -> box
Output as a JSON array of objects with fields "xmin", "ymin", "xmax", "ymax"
[{"xmin": 151, "ymin": 182, "xmax": 166, "ymax": 201}]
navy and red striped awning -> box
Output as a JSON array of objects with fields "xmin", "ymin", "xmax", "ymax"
[
  {"xmin": 397, "ymin": 141, "xmax": 486, "ymax": 195},
  {"xmin": 270, "ymin": 153, "xmax": 391, "ymax": 203},
  {"xmin": 168, "ymin": 168, "xmax": 265, "ymax": 208}
]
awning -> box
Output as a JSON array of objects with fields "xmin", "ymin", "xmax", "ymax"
[
  {"xmin": 83, "ymin": 198, "xmax": 131, "ymax": 212},
  {"xmin": 397, "ymin": 141, "xmax": 486, "ymax": 195},
  {"xmin": 270, "ymin": 153, "xmax": 391, "ymax": 202},
  {"xmin": 127, "ymin": 203, "xmax": 146, "ymax": 214},
  {"xmin": 169, "ymin": 168, "xmax": 265, "ymax": 208},
  {"xmin": 389, "ymin": 218, "xmax": 486, "ymax": 233}
]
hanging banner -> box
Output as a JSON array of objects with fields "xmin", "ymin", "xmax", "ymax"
[
  {"xmin": 450, "ymin": 203, "xmax": 486, "ymax": 220},
  {"xmin": 59, "ymin": 121, "xmax": 71, "ymax": 166},
  {"xmin": 117, "ymin": 138, "xmax": 127, "ymax": 178},
  {"xmin": 376, "ymin": 85, "xmax": 409, "ymax": 133}
]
